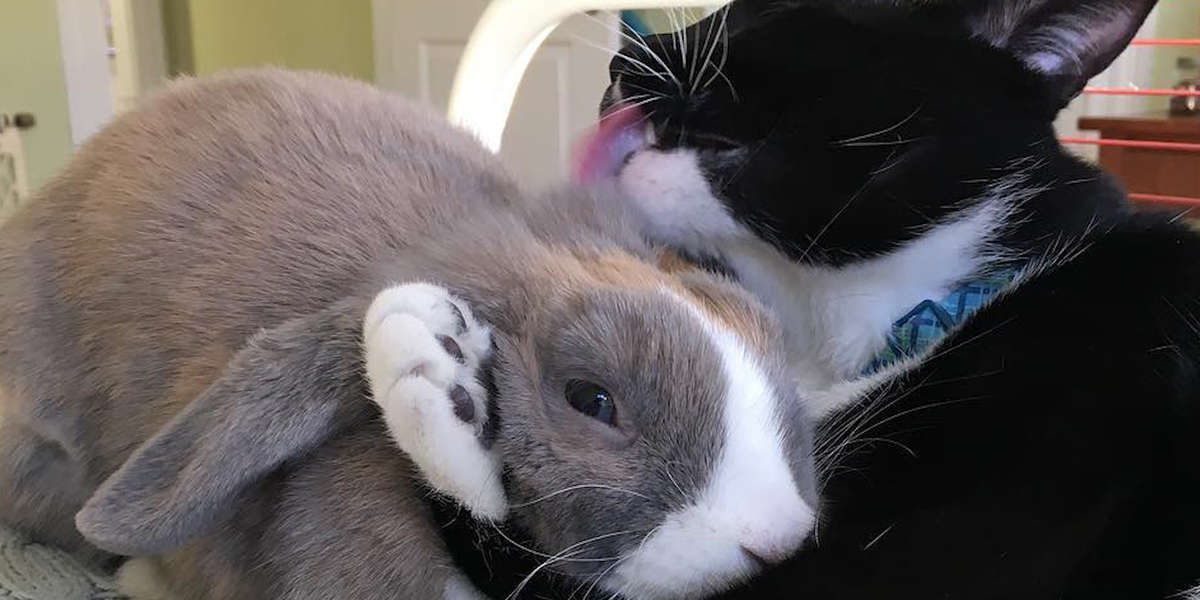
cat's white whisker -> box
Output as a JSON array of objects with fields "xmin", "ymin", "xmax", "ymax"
[
  {"xmin": 585, "ymin": 11, "xmax": 682, "ymax": 89},
  {"xmin": 702, "ymin": 8, "xmax": 736, "ymax": 98},
  {"xmin": 693, "ymin": 6, "xmax": 729, "ymax": 97},
  {"xmin": 571, "ymin": 31, "xmax": 670, "ymax": 84},
  {"xmin": 831, "ymin": 105, "xmax": 924, "ymax": 145}
]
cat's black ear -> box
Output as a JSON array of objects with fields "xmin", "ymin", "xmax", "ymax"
[
  {"xmin": 785, "ymin": 0, "xmax": 1156, "ymax": 107},
  {"xmin": 719, "ymin": 0, "xmax": 805, "ymax": 36},
  {"xmin": 967, "ymin": 0, "xmax": 1158, "ymax": 106}
]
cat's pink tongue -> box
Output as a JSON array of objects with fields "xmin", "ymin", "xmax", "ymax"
[{"xmin": 570, "ymin": 104, "xmax": 646, "ymax": 184}]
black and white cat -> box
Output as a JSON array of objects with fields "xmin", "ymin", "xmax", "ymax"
[
  {"xmin": 583, "ymin": 0, "xmax": 1200, "ymax": 598},
  {"xmin": 438, "ymin": 1, "xmax": 1199, "ymax": 598},
  {"xmin": 601, "ymin": 0, "xmax": 1151, "ymax": 393}
]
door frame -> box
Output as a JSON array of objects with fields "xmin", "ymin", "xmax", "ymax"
[
  {"xmin": 53, "ymin": 0, "xmax": 167, "ymax": 145},
  {"xmin": 106, "ymin": 0, "xmax": 170, "ymax": 113},
  {"xmin": 54, "ymin": 0, "xmax": 113, "ymax": 145}
]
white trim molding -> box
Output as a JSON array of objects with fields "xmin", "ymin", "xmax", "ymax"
[
  {"xmin": 54, "ymin": 0, "xmax": 114, "ymax": 146},
  {"xmin": 107, "ymin": 0, "xmax": 169, "ymax": 114}
]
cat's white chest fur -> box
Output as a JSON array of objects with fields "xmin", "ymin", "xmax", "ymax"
[
  {"xmin": 721, "ymin": 201, "xmax": 1006, "ymax": 390},
  {"xmin": 620, "ymin": 148, "xmax": 1012, "ymax": 397}
]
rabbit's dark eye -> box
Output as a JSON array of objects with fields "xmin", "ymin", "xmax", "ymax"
[{"xmin": 565, "ymin": 380, "xmax": 616, "ymax": 426}]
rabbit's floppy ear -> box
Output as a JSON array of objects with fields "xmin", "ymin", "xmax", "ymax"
[{"xmin": 76, "ymin": 299, "xmax": 369, "ymax": 556}]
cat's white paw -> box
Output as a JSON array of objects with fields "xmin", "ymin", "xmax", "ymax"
[{"xmin": 364, "ymin": 283, "xmax": 507, "ymax": 521}]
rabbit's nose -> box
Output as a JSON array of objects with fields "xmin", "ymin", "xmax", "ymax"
[
  {"xmin": 739, "ymin": 539, "xmax": 796, "ymax": 567},
  {"xmin": 737, "ymin": 499, "xmax": 814, "ymax": 568}
]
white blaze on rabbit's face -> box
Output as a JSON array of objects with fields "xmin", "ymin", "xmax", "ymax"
[
  {"xmin": 602, "ymin": 291, "xmax": 815, "ymax": 600},
  {"xmin": 485, "ymin": 260, "xmax": 818, "ymax": 599},
  {"xmin": 482, "ymin": 249, "xmax": 812, "ymax": 592}
]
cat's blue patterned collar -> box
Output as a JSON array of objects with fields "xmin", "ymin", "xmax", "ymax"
[{"xmin": 863, "ymin": 269, "xmax": 1019, "ymax": 375}]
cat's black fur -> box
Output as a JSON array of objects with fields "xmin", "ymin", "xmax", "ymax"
[
  {"xmin": 449, "ymin": 1, "xmax": 1200, "ymax": 598},
  {"xmin": 586, "ymin": 0, "xmax": 1200, "ymax": 598},
  {"xmin": 723, "ymin": 215, "xmax": 1200, "ymax": 599},
  {"xmin": 603, "ymin": 0, "xmax": 1146, "ymax": 267}
]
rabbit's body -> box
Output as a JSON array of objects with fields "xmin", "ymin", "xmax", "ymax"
[
  {"xmin": 0, "ymin": 68, "xmax": 501, "ymax": 555},
  {"xmin": 0, "ymin": 69, "xmax": 518, "ymax": 597},
  {"xmin": 0, "ymin": 69, "xmax": 818, "ymax": 600}
]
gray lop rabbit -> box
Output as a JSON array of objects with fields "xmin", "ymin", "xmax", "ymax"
[{"xmin": 0, "ymin": 69, "xmax": 817, "ymax": 600}]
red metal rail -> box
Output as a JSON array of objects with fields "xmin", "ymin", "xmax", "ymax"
[
  {"xmin": 1057, "ymin": 139, "xmax": 1200, "ymax": 208},
  {"xmin": 1058, "ymin": 137, "xmax": 1200, "ymax": 152},
  {"xmin": 1084, "ymin": 37, "xmax": 1200, "ymax": 96},
  {"xmin": 1128, "ymin": 193, "xmax": 1200, "ymax": 208},
  {"xmin": 1131, "ymin": 38, "xmax": 1200, "ymax": 46},
  {"xmin": 1083, "ymin": 87, "xmax": 1200, "ymax": 96},
  {"xmin": 1066, "ymin": 30, "xmax": 1200, "ymax": 210}
]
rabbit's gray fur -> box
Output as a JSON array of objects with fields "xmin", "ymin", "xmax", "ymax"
[{"xmin": 0, "ymin": 69, "xmax": 817, "ymax": 600}]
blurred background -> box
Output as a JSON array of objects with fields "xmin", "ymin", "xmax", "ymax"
[{"xmin": 2, "ymin": 0, "xmax": 1198, "ymax": 220}]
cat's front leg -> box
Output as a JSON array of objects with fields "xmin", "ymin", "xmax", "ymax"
[{"xmin": 363, "ymin": 283, "xmax": 507, "ymax": 521}]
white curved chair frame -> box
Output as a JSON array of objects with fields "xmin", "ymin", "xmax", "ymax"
[{"xmin": 448, "ymin": 0, "xmax": 701, "ymax": 152}]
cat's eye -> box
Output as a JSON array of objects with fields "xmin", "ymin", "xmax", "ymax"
[{"xmin": 565, "ymin": 380, "xmax": 617, "ymax": 426}]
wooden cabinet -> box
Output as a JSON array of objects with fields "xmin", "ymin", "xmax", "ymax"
[{"xmin": 1078, "ymin": 111, "xmax": 1200, "ymax": 212}]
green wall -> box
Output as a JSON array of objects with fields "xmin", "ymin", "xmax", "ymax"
[
  {"xmin": 0, "ymin": 0, "xmax": 75, "ymax": 190},
  {"xmin": 162, "ymin": 0, "xmax": 374, "ymax": 81}
]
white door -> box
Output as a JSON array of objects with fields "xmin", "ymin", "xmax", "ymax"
[
  {"xmin": 104, "ymin": 0, "xmax": 169, "ymax": 115},
  {"xmin": 372, "ymin": 0, "xmax": 618, "ymax": 188},
  {"xmin": 0, "ymin": 118, "xmax": 31, "ymax": 223},
  {"xmin": 2, "ymin": 0, "xmax": 111, "ymax": 199}
]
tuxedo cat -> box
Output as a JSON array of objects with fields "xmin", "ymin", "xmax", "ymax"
[
  {"xmin": 431, "ymin": 2, "xmax": 1199, "ymax": 598},
  {"xmin": 573, "ymin": 0, "xmax": 1200, "ymax": 598},
  {"xmin": 598, "ymin": 0, "xmax": 1155, "ymax": 392}
]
